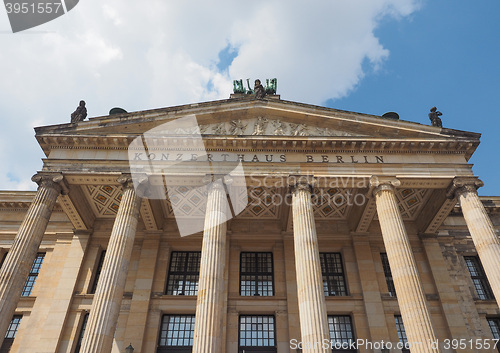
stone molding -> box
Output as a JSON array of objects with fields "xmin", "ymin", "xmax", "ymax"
[{"xmin": 446, "ymin": 177, "xmax": 484, "ymax": 199}]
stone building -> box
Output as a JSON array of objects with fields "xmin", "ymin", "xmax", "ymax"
[{"xmin": 0, "ymin": 93, "xmax": 499, "ymax": 353}]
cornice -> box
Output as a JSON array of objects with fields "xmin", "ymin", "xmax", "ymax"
[{"xmin": 36, "ymin": 133, "xmax": 479, "ymax": 157}]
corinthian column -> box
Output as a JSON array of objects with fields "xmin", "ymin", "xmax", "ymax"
[
  {"xmin": 291, "ymin": 178, "xmax": 331, "ymax": 353},
  {"xmin": 0, "ymin": 173, "xmax": 66, "ymax": 347},
  {"xmin": 192, "ymin": 178, "xmax": 229, "ymax": 353},
  {"xmin": 448, "ymin": 177, "xmax": 500, "ymax": 308},
  {"xmin": 80, "ymin": 174, "xmax": 146, "ymax": 353},
  {"xmin": 371, "ymin": 176, "xmax": 440, "ymax": 353}
]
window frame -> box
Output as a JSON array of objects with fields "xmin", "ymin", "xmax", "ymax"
[
  {"xmin": 165, "ymin": 251, "xmax": 201, "ymax": 296},
  {"xmin": 74, "ymin": 313, "xmax": 89, "ymax": 353},
  {"xmin": 1, "ymin": 315, "xmax": 22, "ymax": 353},
  {"xmin": 395, "ymin": 315, "xmax": 410, "ymax": 353},
  {"xmin": 90, "ymin": 250, "xmax": 106, "ymax": 294},
  {"xmin": 238, "ymin": 315, "xmax": 277, "ymax": 353},
  {"xmin": 239, "ymin": 252, "xmax": 275, "ymax": 297},
  {"xmin": 21, "ymin": 252, "xmax": 45, "ymax": 297},
  {"xmin": 487, "ymin": 317, "xmax": 500, "ymax": 352},
  {"xmin": 381, "ymin": 253, "xmax": 396, "ymax": 297},
  {"xmin": 464, "ymin": 256, "xmax": 495, "ymax": 300},
  {"xmin": 157, "ymin": 314, "xmax": 195, "ymax": 353},
  {"xmin": 320, "ymin": 252, "xmax": 348, "ymax": 297},
  {"xmin": 327, "ymin": 315, "xmax": 357, "ymax": 352}
]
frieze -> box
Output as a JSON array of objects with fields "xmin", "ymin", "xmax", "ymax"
[{"xmin": 197, "ymin": 117, "xmax": 362, "ymax": 137}]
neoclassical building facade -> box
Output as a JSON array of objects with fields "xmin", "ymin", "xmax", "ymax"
[{"xmin": 0, "ymin": 94, "xmax": 499, "ymax": 353}]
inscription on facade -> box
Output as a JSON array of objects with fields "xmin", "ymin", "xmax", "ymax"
[{"xmin": 132, "ymin": 153, "xmax": 385, "ymax": 164}]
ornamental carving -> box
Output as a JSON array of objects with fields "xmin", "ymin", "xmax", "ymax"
[{"xmin": 194, "ymin": 118, "xmax": 361, "ymax": 137}]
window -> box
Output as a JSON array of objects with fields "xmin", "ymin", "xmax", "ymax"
[
  {"xmin": 165, "ymin": 252, "xmax": 201, "ymax": 296},
  {"xmin": 328, "ymin": 315, "xmax": 356, "ymax": 352},
  {"xmin": 0, "ymin": 315, "xmax": 22, "ymax": 353},
  {"xmin": 239, "ymin": 315, "xmax": 277, "ymax": 353},
  {"xmin": 320, "ymin": 253, "xmax": 347, "ymax": 296},
  {"xmin": 21, "ymin": 253, "xmax": 45, "ymax": 296},
  {"xmin": 157, "ymin": 315, "xmax": 195, "ymax": 353},
  {"xmin": 488, "ymin": 318, "xmax": 500, "ymax": 352},
  {"xmin": 74, "ymin": 313, "xmax": 88, "ymax": 353},
  {"xmin": 90, "ymin": 250, "xmax": 106, "ymax": 294},
  {"xmin": 381, "ymin": 253, "xmax": 396, "ymax": 297},
  {"xmin": 395, "ymin": 315, "xmax": 410, "ymax": 353},
  {"xmin": 240, "ymin": 252, "xmax": 274, "ymax": 296},
  {"xmin": 464, "ymin": 256, "xmax": 494, "ymax": 300}
]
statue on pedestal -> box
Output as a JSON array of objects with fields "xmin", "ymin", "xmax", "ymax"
[{"xmin": 71, "ymin": 100, "xmax": 87, "ymax": 123}]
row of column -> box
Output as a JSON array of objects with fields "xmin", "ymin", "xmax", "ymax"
[{"xmin": 0, "ymin": 173, "xmax": 499, "ymax": 353}]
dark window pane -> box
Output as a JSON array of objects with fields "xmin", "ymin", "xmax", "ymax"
[
  {"xmin": 381, "ymin": 253, "xmax": 396, "ymax": 297},
  {"xmin": 240, "ymin": 253, "xmax": 274, "ymax": 297},
  {"xmin": 166, "ymin": 252, "xmax": 201, "ymax": 296},
  {"xmin": 74, "ymin": 313, "xmax": 89, "ymax": 353},
  {"xmin": 465, "ymin": 256, "xmax": 494, "ymax": 300},
  {"xmin": 90, "ymin": 250, "xmax": 106, "ymax": 294},
  {"xmin": 21, "ymin": 253, "xmax": 45, "ymax": 296},
  {"xmin": 320, "ymin": 253, "xmax": 347, "ymax": 296},
  {"xmin": 4, "ymin": 316, "xmax": 21, "ymax": 339}
]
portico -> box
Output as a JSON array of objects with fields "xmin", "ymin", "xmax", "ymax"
[{"xmin": 0, "ymin": 96, "xmax": 498, "ymax": 353}]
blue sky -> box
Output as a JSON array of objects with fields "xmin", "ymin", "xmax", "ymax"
[
  {"xmin": 332, "ymin": 0, "xmax": 500, "ymax": 195},
  {"xmin": 0, "ymin": 0, "xmax": 498, "ymax": 195}
]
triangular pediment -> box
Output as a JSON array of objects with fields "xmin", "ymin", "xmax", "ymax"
[{"xmin": 35, "ymin": 97, "xmax": 480, "ymax": 158}]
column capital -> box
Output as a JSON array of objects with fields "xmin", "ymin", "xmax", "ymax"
[
  {"xmin": 118, "ymin": 173, "xmax": 149, "ymax": 196},
  {"xmin": 202, "ymin": 174, "xmax": 231, "ymax": 191},
  {"xmin": 31, "ymin": 173, "xmax": 69, "ymax": 195},
  {"xmin": 369, "ymin": 176, "xmax": 401, "ymax": 197},
  {"xmin": 446, "ymin": 177, "xmax": 483, "ymax": 199},
  {"xmin": 288, "ymin": 175, "xmax": 315, "ymax": 194}
]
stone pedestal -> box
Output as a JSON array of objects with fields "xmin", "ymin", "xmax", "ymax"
[
  {"xmin": 448, "ymin": 178, "xmax": 500, "ymax": 308},
  {"xmin": 0, "ymin": 173, "xmax": 66, "ymax": 347},
  {"xmin": 192, "ymin": 179, "xmax": 229, "ymax": 353},
  {"xmin": 371, "ymin": 176, "xmax": 440, "ymax": 353},
  {"xmin": 291, "ymin": 180, "xmax": 331, "ymax": 353},
  {"xmin": 80, "ymin": 175, "xmax": 145, "ymax": 353}
]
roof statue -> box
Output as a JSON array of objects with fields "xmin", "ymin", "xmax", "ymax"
[
  {"xmin": 429, "ymin": 106, "xmax": 443, "ymax": 128},
  {"xmin": 70, "ymin": 100, "xmax": 87, "ymax": 123},
  {"xmin": 232, "ymin": 78, "xmax": 277, "ymax": 96},
  {"xmin": 254, "ymin": 79, "xmax": 266, "ymax": 99}
]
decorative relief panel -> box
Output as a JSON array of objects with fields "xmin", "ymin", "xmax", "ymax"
[
  {"xmin": 162, "ymin": 185, "xmax": 207, "ymax": 218},
  {"xmin": 395, "ymin": 188, "xmax": 431, "ymax": 220},
  {"xmin": 197, "ymin": 117, "xmax": 363, "ymax": 137},
  {"xmin": 84, "ymin": 185, "xmax": 122, "ymax": 218},
  {"xmin": 236, "ymin": 186, "xmax": 281, "ymax": 219},
  {"xmin": 312, "ymin": 188, "xmax": 353, "ymax": 220}
]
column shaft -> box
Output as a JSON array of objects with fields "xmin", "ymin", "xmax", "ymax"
[
  {"xmin": 374, "ymin": 183, "xmax": 440, "ymax": 353},
  {"xmin": 457, "ymin": 188, "xmax": 500, "ymax": 308},
  {"xmin": 0, "ymin": 174, "xmax": 62, "ymax": 347},
  {"xmin": 292, "ymin": 184, "xmax": 331, "ymax": 353},
  {"xmin": 192, "ymin": 180, "xmax": 228, "ymax": 353},
  {"xmin": 80, "ymin": 177, "xmax": 142, "ymax": 353}
]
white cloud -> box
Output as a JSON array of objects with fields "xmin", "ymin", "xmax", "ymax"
[{"xmin": 0, "ymin": 0, "xmax": 421, "ymax": 190}]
